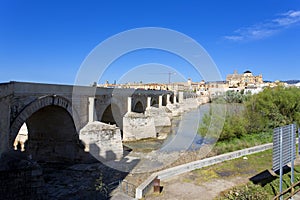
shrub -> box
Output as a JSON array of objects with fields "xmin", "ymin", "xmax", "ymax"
[{"xmin": 218, "ymin": 183, "xmax": 270, "ymax": 200}]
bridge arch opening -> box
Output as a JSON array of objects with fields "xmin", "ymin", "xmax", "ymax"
[
  {"xmin": 13, "ymin": 123, "xmax": 28, "ymax": 152},
  {"xmin": 151, "ymin": 99, "xmax": 158, "ymax": 108},
  {"xmin": 13, "ymin": 105, "xmax": 83, "ymax": 163},
  {"xmin": 101, "ymin": 104, "xmax": 115, "ymax": 124},
  {"xmin": 170, "ymin": 95, "xmax": 174, "ymax": 104},
  {"xmin": 10, "ymin": 96, "xmax": 86, "ymax": 163},
  {"xmin": 162, "ymin": 95, "xmax": 167, "ymax": 106},
  {"xmin": 133, "ymin": 101, "xmax": 144, "ymax": 113},
  {"xmin": 100, "ymin": 104, "xmax": 122, "ymax": 125}
]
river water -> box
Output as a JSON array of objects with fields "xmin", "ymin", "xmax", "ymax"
[{"xmin": 124, "ymin": 104, "xmax": 211, "ymax": 153}]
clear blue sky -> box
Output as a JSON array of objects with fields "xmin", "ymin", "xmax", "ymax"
[{"xmin": 1, "ymin": 0, "xmax": 300, "ymax": 85}]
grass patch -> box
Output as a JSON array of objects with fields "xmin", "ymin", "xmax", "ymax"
[
  {"xmin": 208, "ymin": 131, "xmax": 272, "ymax": 156},
  {"xmin": 217, "ymin": 182, "xmax": 270, "ymax": 200},
  {"xmin": 186, "ymin": 147, "xmax": 300, "ymax": 199},
  {"xmin": 191, "ymin": 149, "xmax": 273, "ymax": 185}
]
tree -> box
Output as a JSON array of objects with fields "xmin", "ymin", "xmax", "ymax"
[
  {"xmin": 245, "ymin": 86, "xmax": 300, "ymax": 133},
  {"xmin": 199, "ymin": 86, "xmax": 300, "ymax": 142}
]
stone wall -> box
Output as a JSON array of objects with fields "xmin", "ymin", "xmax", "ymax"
[{"xmin": 0, "ymin": 95, "xmax": 10, "ymax": 156}]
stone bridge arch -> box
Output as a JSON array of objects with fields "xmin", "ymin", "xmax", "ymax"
[
  {"xmin": 9, "ymin": 95, "xmax": 82, "ymax": 162},
  {"xmin": 10, "ymin": 95, "xmax": 81, "ymax": 142},
  {"xmin": 151, "ymin": 98, "xmax": 158, "ymax": 107},
  {"xmin": 162, "ymin": 94, "xmax": 168, "ymax": 106},
  {"xmin": 131, "ymin": 94, "xmax": 147, "ymax": 113},
  {"xmin": 100, "ymin": 103, "xmax": 123, "ymax": 126},
  {"xmin": 133, "ymin": 101, "xmax": 144, "ymax": 113}
]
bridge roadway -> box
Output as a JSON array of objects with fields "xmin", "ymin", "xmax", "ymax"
[{"xmin": 0, "ymin": 81, "xmax": 177, "ymax": 162}]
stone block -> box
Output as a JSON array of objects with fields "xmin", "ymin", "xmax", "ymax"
[
  {"xmin": 79, "ymin": 121, "xmax": 123, "ymax": 161},
  {"xmin": 122, "ymin": 112, "xmax": 156, "ymax": 141}
]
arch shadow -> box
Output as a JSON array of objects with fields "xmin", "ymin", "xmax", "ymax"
[{"xmin": 133, "ymin": 101, "xmax": 144, "ymax": 113}]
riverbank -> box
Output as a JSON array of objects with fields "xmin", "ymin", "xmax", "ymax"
[
  {"xmin": 121, "ymin": 103, "xmax": 275, "ymax": 197},
  {"xmin": 144, "ymin": 149, "xmax": 300, "ymax": 200}
]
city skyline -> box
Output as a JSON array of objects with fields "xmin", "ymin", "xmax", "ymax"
[{"xmin": 1, "ymin": 1, "xmax": 300, "ymax": 85}]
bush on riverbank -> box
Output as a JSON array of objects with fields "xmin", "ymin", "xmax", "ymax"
[
  {"xmin": 209, "ymin": 132, "xmax": 272, "ymax": 155},
  {"xmin": 199, "ymin": 86, "xmax": 300, "ymax": 143},
  {"xmin": 198, "ymin": 103, "xmax": 249, "ymax": 142},
  {"xmin": 245, "ymin": 86, "xmax": 300, "ymax": 133}
]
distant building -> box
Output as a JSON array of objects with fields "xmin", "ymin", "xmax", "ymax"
[
  {"xmin": 206, "ymin": 81, "xmax": 229, "ymax": 96},
  {"xmin": 226, "ymin": 70, "xmax": 263, "ymax": 88},
  {"xmin": 98, "ymin": 69, "xmax": 267, "ymax": 96}
]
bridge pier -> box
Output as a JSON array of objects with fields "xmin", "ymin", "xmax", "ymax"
[
  {"xmin": 166, "ymin": 94, "xmax": 170, "ymax": 105},
  {"xmin": 79, "ymin": 121, "xmax": 123, "ymax": 161},
  {"xmin": 147, "ymin": 97, "xmax": 151, "ymax": 108},
  {"xmin": 178, "ymin": 91, "xmax": 184, "ymax": 103},
  {"xmin": 122, "ymin": 112, "xmax": 156, "ymax": 141},
  {"xmin": 88, "ymin": 97, "xmax": 96, "ymax": 122},
  {"xmin": 127, "ymin": 97, "xmax": 132, "ymax": 112},
  {"xmin": 145, "ymin": 106, "xmax": 171, "ymax": 139},
  {"xmin": 158, "ymin": 95, "xmax": 162, "ymax": 108}
]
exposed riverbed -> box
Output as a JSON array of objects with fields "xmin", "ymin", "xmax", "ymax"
[{"xmin": 123, "ymin": 104, "xmax": 211, "ymax": 153}]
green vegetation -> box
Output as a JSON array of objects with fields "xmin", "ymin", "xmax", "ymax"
[
  {"xmin": 190, "ymin": 149, "xmax": 273, "ymax": 185},
  {"xmin": 217, "ymin": 183, "xmax": 270, "ymax": 200},
  {"xmin": 213, "ymin": 89, "xmax": 251, "ymax": 104},
  {"xmin": 199, "ymin": 86, "xmax": 300, "ymax": 144},
  {"xmin": 196, "ymin": 87, "xmax": 300, "ymax": 199},
  {"xmin": 185, "ymin": 148, "xmax": 300, "ymax": 199},
  {"xmin": 245, "ymin": 86, "xmax": 300, "ymax": 133},
  {"xmin": 210, "ymin": 132, "xmax": 272, "ymax": 155},
  {"xmin": 218, "ymin": 166, "xmax": 300, "ymax": 200}
]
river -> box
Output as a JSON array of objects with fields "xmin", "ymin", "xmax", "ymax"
[{"xmin": 124, "ymin": 104, "xmax": 211, "ymax": 153}]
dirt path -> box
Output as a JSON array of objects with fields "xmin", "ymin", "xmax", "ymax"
[{"xmin": 145, "ymin": 174, "xmax": 248, "ymax": 200}]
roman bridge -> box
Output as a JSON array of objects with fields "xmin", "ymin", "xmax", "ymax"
[{"xmin": 0, "ymin": 81, "xmax": 201, "ymax": 162}]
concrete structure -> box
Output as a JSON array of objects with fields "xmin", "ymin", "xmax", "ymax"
[
  {"xmin": 0, "ymin": 81, "xmax": 173, "ymax": 162},
  {"xmin": 135, "ymin": 143, "xmax": 273, "ymax": 199}
]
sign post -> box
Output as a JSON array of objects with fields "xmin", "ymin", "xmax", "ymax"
[
  {"xmin": 279, "ymin": 128, "xmax": 283, "ymax": 199},
  {"xmin": 272, "ymin": 124, "xmax": 296, "ymax": 200},
  {"xmin": 291, "ymin": 125, "xmax": 295, "ymax": 197}
]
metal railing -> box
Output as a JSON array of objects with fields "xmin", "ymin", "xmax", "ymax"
[
  {"xmin": 119, "ymin": 180, "xmax": 136, "ymax": 198},
  {"xmin": 273, "ymin": 180, "xmax": 300, "ymax": 200}
]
